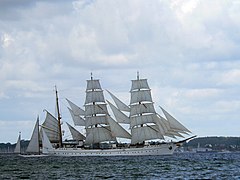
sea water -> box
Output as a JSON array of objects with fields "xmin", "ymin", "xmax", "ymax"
[{"xmin": 0, "ymin": 152, "xmax": 240, "ymax": 179}]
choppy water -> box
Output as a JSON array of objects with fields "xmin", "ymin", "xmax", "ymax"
[{"xmin": 0, "ymin": 152, "xmax": 240, "ymax": 179}]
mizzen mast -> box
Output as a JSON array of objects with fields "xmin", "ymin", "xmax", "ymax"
[{"xmin": 55, "ymin": 86, "xmax": 63, "ymax": 148}]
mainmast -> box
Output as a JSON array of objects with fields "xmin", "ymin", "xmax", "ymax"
[
  {"xmin": 130, "ymin": 72, "xmax": 164, "ymax": 144},
  {"xmin": 55, "ymin": 86, "xmax": 63, "ymax": 148}
]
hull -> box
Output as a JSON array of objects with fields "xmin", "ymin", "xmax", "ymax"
[
  {"xmin": 19, "ymin": 154, "xmax": 48, "ymax": 158},
  {"xmin": 44, "ymin": 143, "xmax": 177, "ymax": 156}
]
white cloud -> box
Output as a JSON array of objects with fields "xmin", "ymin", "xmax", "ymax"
[{"xmin": 0, "ymin": 0, "xmax": 240, "ymax": 141}]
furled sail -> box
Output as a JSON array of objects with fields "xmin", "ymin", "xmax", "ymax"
[
  {"xmin": 67, "ymin": 107, "xmax": 85, "ymax": 126},
  {"xmin": 107, "ymin": 100, "xmax": 130, "ymax": 124},
  {"xmin": 66, "ymin": 98, "xmax": 85, "ymax": 116},
  {"xmin": 66, "ymin": 122, "xmax": 85, "ymax": 141},
  {"xmin": 14, "ymin": 133, "xmax": 21, "ymax": 154},
  {"xmin": 41, "ymin": 110, "xmax": 59, "ymax": 142},
  {"xmin": 84, "ymin": 78, "xmax": 116, "ymax": 144},
  {"xmin": 107, "ymin": 116, "xmax": 131, "ymax": 139},
  {"xmin": 26, "ymin": 117, "xmax": 40, "ymax": 154},
  {"xmin": 106, "ymin": 90, "xmax": 130, "ymax": 112},
  {"xmin": 160, "ymin": 107, "xmax": 191, "ymax": 133}
]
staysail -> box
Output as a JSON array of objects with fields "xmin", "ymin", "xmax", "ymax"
[
  {"xmin": 106, "ymin": 90, "xmax": 130, "ymax": 112},
  {"xmin": 26, "ymin": 117, "xmax": 40, "ymax": 154},
  {"xmin": 66, "ymin": 98, "xmax": 85, "ymax": 116},
  {"xmin": 160, "ymin": 106, "xmax": 191, "ymax": 133},
  {"xmin": 67, "ymin": 107, "xmax": 85, "ymax": 126},
  {"xmin": 107, "ymin": 116, "xmax": 131, "ymax": 139},
  {"xmin": 107, "ymin": 100, "xmax": 130, "ymax": 124},
  {"xmin": 66, "ymin": 122, "xmax": 85, "ymax": 141}
]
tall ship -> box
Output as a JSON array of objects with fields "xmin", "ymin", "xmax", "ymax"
[{"xmin": 38, "ymin": 73, "xmax": 195, "ymax": 156}]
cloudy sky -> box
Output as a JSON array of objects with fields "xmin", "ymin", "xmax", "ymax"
[{"xmin": 1, "ymin": 0, "xmax": 240, "ymax": 143}]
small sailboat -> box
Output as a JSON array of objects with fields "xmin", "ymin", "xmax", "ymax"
[
  {"xmin": 20, "ymin": 117, "xmax": 48, "ymax": 157},
  {"xmin": 14, "ymin": 132, "xmax": 21, "ymax": 154}
]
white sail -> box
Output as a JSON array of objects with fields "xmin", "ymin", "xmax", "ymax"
[
  {"xmin": 107, "ymin": 116, "xmax": 131, "ymax": 139},
  {"xmin": 66, "ymin": 98, "xmax": 85, "ymax": 116},
  {"xmin": 86, "ymin": 79, "xmax": 102, "ymax": 90},
  {"xmin": 130, "ymin": 103, "xmax": 156, "ymax": 116},
  {"xmin": 42, "ymin": 111, "xmax": 59, "ymax": 142},
  {"xmin": 26, "ymin": 117, "xmax": 40, "ymax": 154},
  {"xmin": 131, "ymin": 79, "xmax": 149, "ymax": 91},
  {"xmin": 14, "ymin": 133, "xmax": 21, "ymax": 154},
  {"xmin": 131, "ymin": 125, "xmax": 164, "ymax": 144},
  {"xmin": 84, "ymin": 78, "xmax": 117, "ymax": 144},
  {"xmin": 41, "ymin": 128, "xmax": 54, "ymax": 154},
  {"xmin": 85, "ymin": 115, "xmax": 108, "ymax": 127},
  {"xmin": 155, "ymin": 115, "xmax": 185, "ymax": 138},
  {"xmin": 131, "ymin": 114, "xmax": 158, "ymax": 128},
  {"xmin": 85, "ymin": 126, "xmax": 116, "ymax": 144},
  {"xmin": 66, "ymin": 122, "xmax": 85, "ymax": 141},
  {"xmin": 106, "ymin": 90, "xmax": 130, "ymax": 112},
  {"xmin": 68, "ymin": 107, "xmax": 85, "ymax": 126},
  {"xmin": 130, "ymin": 90, "xmax": 153, "ymax": 104},
  {"xmin": 85, "ymin": 104, "xmax": 108, "ymax": 116},
  {"xmin": 160, "ymin": 107, "xmax": 191, "ymax": 133},
  {"xmin": 85, "ymin": 91, "xmax": 105, "ymax": 104},
  {"xmin": 107, "ymin": 100, "xmax": 130, "ymax": 124}
]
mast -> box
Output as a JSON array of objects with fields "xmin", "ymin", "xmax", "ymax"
[
  {"xmin": 130, "ymin": 72, "xmax": 165, "ymax": 144},
  {"xmin": 84, "ymin": 74, "xmax": 116, "ymax": 144},
  {"xmin": 55, "ymin": 86, "xmax": 63, "ymax": 148}
]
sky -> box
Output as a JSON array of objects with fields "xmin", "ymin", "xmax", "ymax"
[{"xmin": 0, "ymin": 0, "xmax": 240, "ymax": 143}]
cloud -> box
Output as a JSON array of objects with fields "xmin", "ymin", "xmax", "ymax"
[{"xmin": 1, "ymin": 0, "xmax": 240, "ymax": 142}]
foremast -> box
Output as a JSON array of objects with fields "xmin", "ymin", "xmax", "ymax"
[{"xmin": 84, "ymin": 73, "xmax": 116, "ymax": 145}]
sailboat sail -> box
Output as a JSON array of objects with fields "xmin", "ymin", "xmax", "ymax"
[
  {"xmin": 66, "ymin": 98, "xmax": 85, "ymax": 116},
  {"xmin": 67, "ymin": 107, "xmax": 85, "ymax": 126},
  {"xmin": 41, "ymin": 110, "xmax": 59, "ymax": 142},
  {"xmin": 84, "ymin": 77, "xmax": 116, "ymax": 145},
  {"xmin": 14, "ymin": 133, "xmax": 21, "ymax": 154},
  {"xmin": 107, "ymin": 100, "xmax": 130, "ymax": 124},
  {"xmin": 160, "ymin": 106, "xmax": 191, "ymax": 133},
  {"xmin": 130, "ymin": 74, "xmax": 165, "ymax": 144},
  {"xmin": 106, "ymin": 90, "xmax": 130, "ymax": 112},
  {"xmin": 26, "ymin": 117, "xmax": 40, "ymax": 154},
  {"xmin": 66, "ymin": 122, "xmax": 85, "ymax": 141},
  {"xmin": 107, "ymin": 116, "xmax": 131, "ymax": 139}
]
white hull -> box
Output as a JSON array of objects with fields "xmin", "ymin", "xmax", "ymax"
[
  {"xmin": 43, "ymin": 143, "xmax": 177, "ymax": 157},
  {"xmin": 19, "ymin": 154, "xmax": 48, "ymax": 158}
]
